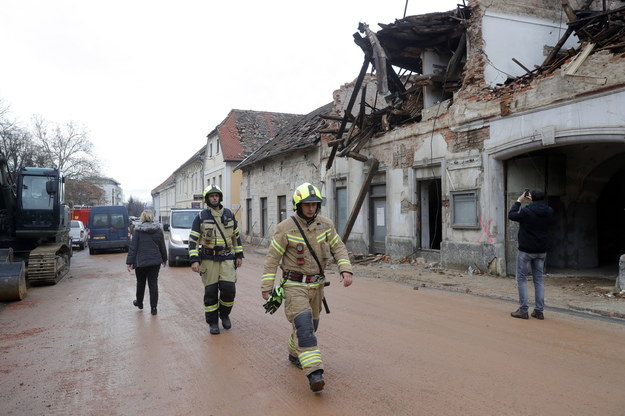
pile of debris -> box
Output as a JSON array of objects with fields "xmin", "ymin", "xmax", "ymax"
[{"xmin": 508, "ymin": 3, "xmax": 625, "ymax": 84}]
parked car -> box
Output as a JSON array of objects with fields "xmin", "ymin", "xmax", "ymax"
[
  {"xmin": 166, "ymin": 208, "xmax": 201, "ymax": 266},
  {"xmin": 87, "ymin": 205, "xmax": 131, "ymax": 254},
  {"xmin": 69, "ymin": 220, "xmax": 87, "ymax": 250}
]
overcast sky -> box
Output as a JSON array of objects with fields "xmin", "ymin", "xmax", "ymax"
[{"xmin": 0, "ymin": 0, "xmax": 461, "ymax": 202}]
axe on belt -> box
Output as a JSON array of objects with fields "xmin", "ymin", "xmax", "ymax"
[{"xmin": 322, "ymin": 281, "xmax": 330, "ymax": 314}]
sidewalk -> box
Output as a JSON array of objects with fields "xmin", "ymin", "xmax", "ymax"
[{"xmin": 245, "ymin": 244, "xmax": 625, "ymax": 322}]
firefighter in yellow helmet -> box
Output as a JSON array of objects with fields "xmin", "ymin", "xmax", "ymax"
[
  {"xmin": 261, "ymin": 183, "xmax": 353, "ymax": 392},
  {"xmin": 189, "ymin": 185, "xmax": 244, "ymax": 335}
]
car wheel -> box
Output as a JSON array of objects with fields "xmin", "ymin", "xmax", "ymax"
[
  {"xmin": 89, "ymin": 247, "xmax": 95, "ymax": 255},
  {"xmin": 79, "ymin": 242, "xmax": 85, "ymax": 250},
  {"xmin": 169, "ymin": 259, "xmax": 177, "ymax": 267}
]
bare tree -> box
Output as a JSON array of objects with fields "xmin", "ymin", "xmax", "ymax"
[
  {"xmin": 30, "ymin": 116, "xmax": 101, "ymax": 179},
  {"xmin": 125, "ymin": 195, "xmax": 146, "ymax": 217},
  {"xmin": 65, "ymin": 179, "xmax": 106, "ymax": 208},
  {"xmin": 0, "ymin": 103, "xmax": 46, "ymax": 178}
]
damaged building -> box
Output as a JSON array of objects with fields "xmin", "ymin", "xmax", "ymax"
[{"xmin": 238, "ymin": 0, "xmax": 625, "ymax": 277}]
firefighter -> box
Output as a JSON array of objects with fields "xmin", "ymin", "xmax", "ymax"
[
  {"xmin": 261, "ymin": 182, "xmax": 353, "ymax": 392},
  {"xmin": 189, "ymin": 185, "xmax": 244, "ymax": 335}
]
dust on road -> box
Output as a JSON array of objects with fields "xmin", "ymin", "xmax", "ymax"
[{"xmin": 1, "ymin": 248, "xmax": 624, "ymax": 416}]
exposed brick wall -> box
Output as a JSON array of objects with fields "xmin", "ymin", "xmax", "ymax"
[
  {"xmin": 457, "ymin": 1, "xmax": 490, "ymax": 101},
  {"xmin": 445, "ymin": 126, "xmax": 489, "ymax": 153}
]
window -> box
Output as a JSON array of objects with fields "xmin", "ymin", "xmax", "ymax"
[
  {"xmin": 335, "ymin": 187, "xmax": 347, "ymax": 236},
  {"xmin": 261, "ymin": 197, "xmax": 268, "ymax": 237},
  {"xmin": 278, "ymin": 195, "xmax": 287, "ymax": 223},
  {"xmin": 209, "ymin": 143, "xmax": 213, "ymax": 157},
  {"xmin": 216, "ymin": 139, "xmax": 220, "ymax": 154},
  {"xmin": 218, "ymin": 174, "xmax": 222, "ymax": 188},
  {"xmin": 451, "ymin": 190, "xmax": 479, "ymax": 228},
  {"xmin": 246, "ymin": 198, "xmax": 252, "ymax": 235}
]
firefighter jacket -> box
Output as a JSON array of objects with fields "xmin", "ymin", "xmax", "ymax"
[
  {"xmin": 188, "ymin": 206, "xmax": 244, "ymax": 263},
  {"xmin": 261, "ymin": 214, "xmax": 352, "ymax": 292}
]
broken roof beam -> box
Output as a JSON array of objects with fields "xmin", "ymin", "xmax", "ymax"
[
  {"xmin": 360, "ymin": 22, "xmax": 389, "ymax": 96},
  {"xmin": 341, "ymin": 158, "xmax": 379, "ymax": 242},
  {"xmin": 542, "ymin": 26, "xmax": 575, "ymax": 67},
  {"xmin": 512, "ymin": 57, "xmax": 534, "ymax": 76},
  {"xmin": 355, "ymin": 29, "xmax": 407, "ymax": 94},
  {"xmin": 560, "ymin": 0, "xmax": 578, "ymax": 22},
  {"xmin": 446, "ymin": 32, "xmax": 466, "ymax": 78},
  {"xmin": 325, "ymin": 56, "xmax": 370, "ymax": 171}
]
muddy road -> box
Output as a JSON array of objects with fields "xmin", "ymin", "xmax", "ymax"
[{"xmin": 1, "ymin": 248, "xmax": 625, "ymax": 416}]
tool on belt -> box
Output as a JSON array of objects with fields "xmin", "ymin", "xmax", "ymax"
[{"xmin": 290, "ymin": 216, "xmax": 331, "ymax": 314}]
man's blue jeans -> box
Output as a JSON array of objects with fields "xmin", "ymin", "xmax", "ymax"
[{"xmin": 515, "ymin": 251, "xmax": 546, "ymax": 312}]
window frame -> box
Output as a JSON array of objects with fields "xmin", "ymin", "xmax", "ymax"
[
  {"xmin": 260, "ymin": 197, "xmax": 268, "ymax": 237},
  {"xmin": 450, "ymin": 189, "xmax": 480, "ymax": 229},
  {"xmin": 277, "ymin": 195, "xmax": 287, "ymax": 223}
]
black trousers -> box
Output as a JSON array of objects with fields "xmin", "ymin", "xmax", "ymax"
[{"xmin": 135, "ymin": 265, "xmax": 160, "ymax": 308}]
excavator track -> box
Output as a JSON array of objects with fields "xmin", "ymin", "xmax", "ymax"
[{"xmin": 27, "ymin": 243, "xmax": 71, "ymax": 285}]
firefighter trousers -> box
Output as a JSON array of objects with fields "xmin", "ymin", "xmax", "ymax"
[{"xmin": 284, "ymin": 283, "xmax": 324, "ymax": 375}]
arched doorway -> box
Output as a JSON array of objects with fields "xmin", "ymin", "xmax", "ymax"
[{"xmin": 505, "ymin": 144, "xmax": 625, "ymax": 274}]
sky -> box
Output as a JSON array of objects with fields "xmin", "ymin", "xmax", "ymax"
[{"xmin": 0, "ymin": 0, "xmax": 461, "ymax": 202}]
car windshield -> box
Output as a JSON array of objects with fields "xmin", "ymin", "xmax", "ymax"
[
  {"xmin": 171, "ymin": 212, "xmax": 197, "ymax": 229},
  {"xmin": 71, "ymin": 221, "xmax": 81, "ymax": 228}
]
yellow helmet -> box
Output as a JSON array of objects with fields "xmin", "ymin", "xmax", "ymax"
[
  {"xmin": 203, "ymin": 185, "xmax": 223, "ymax": 204},
  {"xmin": 292, "ymin": 183, "xmax": 323, "ymax": 211}
]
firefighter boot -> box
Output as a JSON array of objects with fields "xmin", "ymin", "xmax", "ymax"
[
  {"xmin": 307, "ymin": 370, "xmax": 325, "ymax": 392},
  {"xmin": 221, "ymin": 315, "xmax": 232, "ymax": 330},
  {"xmin": 218, "ymin": 282, "xmax": 235, "ymax": 330},
  {"xmin": 205, "ymin": 312, "xmax": 220, "ymax": 335}
]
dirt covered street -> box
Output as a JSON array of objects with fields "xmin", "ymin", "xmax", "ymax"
[{"xmin": 1, "ymin": 247, "xmax": 625, "ymax": 416}]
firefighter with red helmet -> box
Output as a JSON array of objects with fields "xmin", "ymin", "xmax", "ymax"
[
  {"xmin": 261, "ymin": 182, "xmax": 353, "ymax": 392},
  {"xmin": 189, "ymin": 185, "xmax": 244, "ymax": 335}
]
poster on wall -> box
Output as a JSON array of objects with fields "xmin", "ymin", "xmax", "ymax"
[{"xmin": 376, "ymin": 207, "xmax": 385, "ymax": 226}]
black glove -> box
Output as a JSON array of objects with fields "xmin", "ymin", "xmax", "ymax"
[{"xmin": 263, "ymin": 286, "xmax": 284, "ymax": 314}]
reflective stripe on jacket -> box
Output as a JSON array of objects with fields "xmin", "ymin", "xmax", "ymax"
[{"xmin": 261, "ymin": 214, "xmax": 352, "ymax": 292}]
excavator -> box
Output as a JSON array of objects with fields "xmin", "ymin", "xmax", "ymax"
[{"xmin": 0, "ymin": 155, "xmax": 72, "ymax": 301}]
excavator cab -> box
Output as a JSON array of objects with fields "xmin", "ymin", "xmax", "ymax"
[{"xmin": 15, "ymin": 168, "xmax": 69, "ymax": 241}]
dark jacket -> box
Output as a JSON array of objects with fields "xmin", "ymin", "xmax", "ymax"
[
  {"xmin": 126, "ymin": 222, "xmax": 167, "ymax": 267},
  {"xmin": 508, "ymin": 200, "xmax": 554, "ymax": 253}
]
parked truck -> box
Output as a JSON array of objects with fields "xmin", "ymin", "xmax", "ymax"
[
  {"xmin": 70, "ymin": 207, "xmax": 91, "ymax": 224},
  {"xmin": 0, "ymin": 156, "xmax": 72, "ymax": 301}
]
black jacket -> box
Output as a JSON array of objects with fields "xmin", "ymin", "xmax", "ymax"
[
  {"xmin": 508, "ymin": 200, "xmax": 554, "ymax": 253},
  {"xmin": 126, "ymin": 222, "xmax": 167, "ymax": 267}
]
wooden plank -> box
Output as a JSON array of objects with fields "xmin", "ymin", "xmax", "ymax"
[
  {"xmin": 512, "ymin": 58, "xmax": 533, "ymax": 76},
  {"xmin": 542, "ymin": 26, "xmax": 574, "ymax": 67},
  {"xmin": 347, "ymin": 151, "xmax": 369, "ymax": 162},
  {"xmin": 341, "ymin": 159, "xmax": 379, "ymax": 242},
  {"xmin": 564, "ymin": 42, "xmax": 595, "ymax": 75}
]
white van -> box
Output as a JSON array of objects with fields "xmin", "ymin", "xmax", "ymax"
[{"xmin": 165, "ymin": 208, "xmax": 201, "ymax": 266}]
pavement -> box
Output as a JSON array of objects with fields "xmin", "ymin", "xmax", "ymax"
[{"xmin": 246, "ymin": 244, "xmax": 625, "ymax": 323}]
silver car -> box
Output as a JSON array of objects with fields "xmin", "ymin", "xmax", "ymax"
[{"xmin": 69, "ymin": 220, "xmax": 87, "ymax": 250}]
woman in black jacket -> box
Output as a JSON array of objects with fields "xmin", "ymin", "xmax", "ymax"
[{"xmin": 126, "ymin": 210, "xmax": 167, "ymax": 315}]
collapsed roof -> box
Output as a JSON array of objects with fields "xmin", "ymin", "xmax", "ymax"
[{"xmin": 235, "ymin": 102, "xmax": 333, "ymax": 170}]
